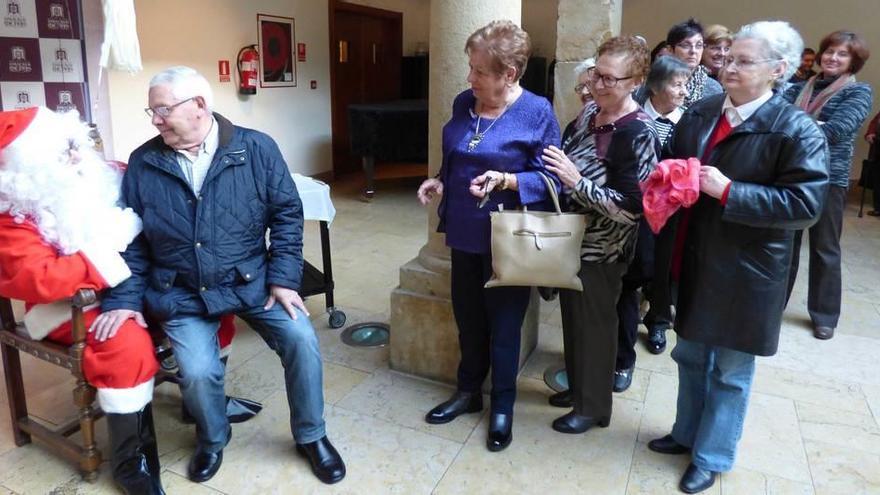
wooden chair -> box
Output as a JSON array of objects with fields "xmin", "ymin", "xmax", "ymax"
[{"xmin": 0, "ymin": 289, "xmax": 102, "ymax": 481}]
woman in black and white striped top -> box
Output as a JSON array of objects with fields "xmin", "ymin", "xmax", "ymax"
[{"xmin": 637, "ymin": 56, "xmax": 692, "ymax": 146}]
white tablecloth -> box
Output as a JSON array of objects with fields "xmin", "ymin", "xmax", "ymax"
[{"xmin": 293, "ymin": 173, "xmax": 336, "ymax": 224}]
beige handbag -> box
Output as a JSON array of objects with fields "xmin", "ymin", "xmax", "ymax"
[{"xmin": 485, "ymin": 173, "xmax": 586, "ymax": 291}]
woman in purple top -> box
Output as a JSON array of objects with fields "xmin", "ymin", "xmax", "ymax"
[{"xmin": 417, "ymin": 20, "xmax": 560, "ymax": 452}]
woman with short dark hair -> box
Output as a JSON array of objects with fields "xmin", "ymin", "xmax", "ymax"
[
  {"xmin": 667, "ymin": 18, "xmax": 723, "ymax": 108},
  {"xmin": 784, "ymin": 30, "xmax": 873, "ymax": 340}
]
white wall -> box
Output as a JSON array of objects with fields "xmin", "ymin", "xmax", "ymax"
[
  {"xmin": 106, "ymin": 0, "xmax": 333, "ymax": 176},
  {"xmin": 622, "ymin": 0, "xmax": 879, "ymax": 176}
]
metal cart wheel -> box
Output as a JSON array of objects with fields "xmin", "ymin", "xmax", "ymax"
[{"xmin": 329, "ymin": 309, "xmax": 347, "ymax": 329}]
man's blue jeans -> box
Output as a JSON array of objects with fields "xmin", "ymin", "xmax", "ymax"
[
  {"xmin": 670, "ymin": 336, "xmax": 756, "ymax": 472},
  {"xmin": 163, "ymin": 304, "xmax": 326, "ymax": 453}
]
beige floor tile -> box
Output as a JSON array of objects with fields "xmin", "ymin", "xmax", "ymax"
[
  {"xmin": 797, "ymin": 402, "xmax": 880, "ymax": 455},
  {"xmin": 161, "ymin": 470, "xmax": 224, "ymax": 494},
  {"xmin": 630, "ymin": 331, "xmax": 679, "ymax": 377},
  {"xmin": 167, "ymin": 392, "xmax": 461, "ymax": 495},
  {"xmin": 720, "ymin": 467, "xmax": 814, "ymax": 495},
  {"xmin": 0, "ymin": 485, "xmax": 14, "ymax": 495},
  {"xmin": 313, "ymin": 308, "xmax": 390, "ymax": 373},
  {"xmin": 336, "ymin": 368, "xmax": 479, "ymax": 444},
  {"xmin": 753, "ymin": 364, "xmax": 873, "ymax": 416},
  {"xmin": 626, "ymin": 441, "xmax": 713, "ymax": 495},
  {"xmin": 224, "ymin": 349, "xmax": 368, "ymax": 407},
  {"xmin": 863, "ymin": 383, "xmax": 880, "ymax": 427},
  {"xmin": 737, "ymin": 393, "xmax": 811, "ymax": 483},
  {"xmin": 435, "ymin": 378, "xmax": 641, "ymax": 494},
  {"xmin": 835, "ymin": 297, "xmax": 880, "ymax": 339},
  {"xmin": 805, "ymin": 439, "xmax": 880, "ymax": 495},
  {"xmin": 770, "ymin": 328, "xmax": 880, "ymax": 386},
  {"xmin": 637, "ymin": 372, "xmax": 678, "ymax": 444},
  {"xmin": 0, "ymin": 442, "xmax": 84, "ymax": 493}
]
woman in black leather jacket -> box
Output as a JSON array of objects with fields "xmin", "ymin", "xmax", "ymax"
[{"xmin": 645, "ymin": 21, "xmax": 829, "ymax": 494}]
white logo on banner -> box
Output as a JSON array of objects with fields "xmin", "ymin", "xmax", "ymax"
[
  {"xmin": 53, "ymin": 47, "xmax": 73, "ymax": 73},
  {"xmin": 9, "ymin": 45, "xmax": 31, "ymax": 73},
  {"xmin": 47, "ymin": 3, "xmax": 70, "ymax": 31},
  {"xmin": 4, "ymin": 0, "xmax": 26, "ymax": 28}
]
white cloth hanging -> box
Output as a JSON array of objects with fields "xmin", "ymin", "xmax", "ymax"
[{"xmin": 99, "ymin": 0, "xmax": 142, "ymax": 73}]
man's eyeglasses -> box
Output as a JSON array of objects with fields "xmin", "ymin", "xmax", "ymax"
[
  {"xmin": 586, "ymin": 67, "xmax": 634, "ymax": 88},
  {"xmin": 144, "ymin": 97, "xmax": 195, "ymax": 119},
  {"xmin": 676, "ymin": 42, "xmax": 705, "ymax": 52}
]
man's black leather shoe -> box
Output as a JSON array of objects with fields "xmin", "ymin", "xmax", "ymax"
[
  {"xmin": 548, "ymin": 389, "xmax": 572, "ymax": 408},
  {"xmin": 679, "ymin": 463, "xmax": 717, "ymax": 494},
  {"xmin": 551, "ymin": 411, "xmax": 609, "ymax": 434},
  {"xmin": 648, "ymin": 434, "xmax": 690, "ymax": 455},
  {"xmin": 187, "ymin": 450, "xmax": 223, "ymax": 483},
  {"xmin": 425, "ymin": 391, "xmax": 483, "ymax": 424},
  {"xmin": 613, "ymin": 367, "xmax": 634, "ymax": 393},
  {"xmin": 486, "ymin": 413, "xmax": 512, "ymax": 452},
  {"xmin": 296, "ymin": 436, "xmax": 346, "ymax": 484},
  {"xmin": 647, "ymin": 326, "xmax": 667, "ymax": 354}
]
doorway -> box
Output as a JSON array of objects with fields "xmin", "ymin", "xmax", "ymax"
[{"xmin": 328, "ymin": 1, "xmax": 403, "ymax": 177}]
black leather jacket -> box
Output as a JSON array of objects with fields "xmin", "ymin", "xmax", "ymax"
[{"xmin": 661, "ymin": 93, "xmax": 829, "ymax": 356}]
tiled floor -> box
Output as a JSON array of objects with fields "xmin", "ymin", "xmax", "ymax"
[{"xmin": 1, "ymin": 176, "xmax": 879, "ymax": 494}]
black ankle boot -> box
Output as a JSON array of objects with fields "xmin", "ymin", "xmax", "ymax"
[
  {"xmin": 486, "ymin": 413, "xmax": 512, "ymax": 452},
  {"xmin": 107, "ymin": 404, "xmax": 165, "ymax": 495}
]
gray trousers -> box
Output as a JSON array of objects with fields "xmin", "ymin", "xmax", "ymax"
[
  {"xmin": 787, "ymin": 185, "xmax": 846, "ymax": 328},
  {"xmin": 560, "ymin": 262, "xmax": 627, "ymax": 419}
]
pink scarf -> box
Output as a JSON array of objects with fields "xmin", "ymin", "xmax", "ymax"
[
  {"xmin": 794, "ymin": 73, "xmax": 856, "ymax": 118},
  {"xmin": 641, "ymin": 158, "xmax": 701, "ymax": 234}
]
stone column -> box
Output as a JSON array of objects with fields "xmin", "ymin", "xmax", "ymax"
[
  {"xmin": 389, "ymin": 0, "xmax": 534, "ymax": 384},
  {"xmin": 553, "ymin": 0, "xmax": 622, "ymax": 126}
]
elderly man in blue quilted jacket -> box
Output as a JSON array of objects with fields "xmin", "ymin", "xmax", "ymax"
[{"xmin": 94, "ymin": 66, "xmax": 345, "ymax": 486}]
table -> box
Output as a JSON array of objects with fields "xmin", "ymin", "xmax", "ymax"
[{"xmin": 347, "ymin": 99, "xmax": 428, "ymax": 198}]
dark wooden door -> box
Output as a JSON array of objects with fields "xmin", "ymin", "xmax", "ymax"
[{"xmin": 330, "ymin": 2, "xmax": 402, "ymax": 176}]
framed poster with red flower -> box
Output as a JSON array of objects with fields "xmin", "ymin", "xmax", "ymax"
[{"xmin": 257, "ymin": 13, "xmax": 295, "ymax": 88}]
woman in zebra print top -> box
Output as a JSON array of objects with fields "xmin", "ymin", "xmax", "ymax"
[{"xmin": 541, "ymin": 36, "xmax": 660, "ymax": 434}]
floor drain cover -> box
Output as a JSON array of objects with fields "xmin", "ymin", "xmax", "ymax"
[
  {"xmin": 340, "ymin": 322, "xmax": 390, "ymax": 348},
  {"xmin": 543, "ymin": 364, "xmax": 568, "ymax": 392}
]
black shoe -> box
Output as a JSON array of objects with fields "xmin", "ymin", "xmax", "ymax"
[
  {"xmin": 182, "ymin": 396, "xmax": 264, "ymax": 424},
  {"xmin": 679, "ymin": 463, "xmax": 717, "ymax": 494},
  {"xmin": 647, "ymin": 434, "xmax": 690, "ymax": 455},
  {"xmin": 486, "ymin": 413, "xmax": 512, "ymax": 452},
  {"xmin": 647, "ymin": 326, "xmax": 667, "ymax": 354},
  {"xmin": 613, "ymin": 367, "xmax": 634, "ymax": 393},
  {"xmin": 188, "ymin": 426, "xmax": 230, "ymax": 483},
  {"xmin": 425, "ymin": 391, "xmax": 483, "ymax": 424},
  {"xmin": 106, "ymin": 404, "xmax": 165, "ymax": 495},
  {"xmin": 187, "ymin": 450, "xmax": 223, "ymax": 483},
  {"xmin": 813, "ymin": 325, "xmax": 835, "ymax": 340},
  {"xmin": 548, "ymin": 389, "xmax": 572, "ymax": 408},
  {"xmin": 296, "ymin": 436, "xmax": 346, "ymax": 484},
  {"xmin": 551, "ymin": 411, "xmax": 609, "ymax": 434}
]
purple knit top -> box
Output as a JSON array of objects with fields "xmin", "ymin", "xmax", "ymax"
[{"xmin": 437, "ymin": 89, "xmax": 561, "ymax": 254}]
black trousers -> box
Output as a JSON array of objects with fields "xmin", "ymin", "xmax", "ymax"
[
  {"xmin": 450, "ymin": 249, "xmax": 531, "ymax": 415},
  {"xmin": 615, "ymin": 282, "xmax": 641, "ymax": 371},
  {"xmin": 787, "ymin": 185, "xmax": 846, "ymax": 328},
  {"xmin": 560, "ymin": 262, "xmax": 627, "ymax": 419}
]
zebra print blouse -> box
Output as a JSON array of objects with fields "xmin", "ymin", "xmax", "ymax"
[{"xmin": 560, "ymin": 103, "xmax": 660, "ymax": 263}]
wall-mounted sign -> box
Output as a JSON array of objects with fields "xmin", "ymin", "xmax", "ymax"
[
  {"xmin": 218, "ymin": 59, "xmax": 230, "ymax": 82},
  {"xmin": 297, "ymin": 42, "xmax": 306, "ymax": 62}
]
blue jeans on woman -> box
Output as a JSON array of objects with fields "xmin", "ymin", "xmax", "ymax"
[
  {"xmin": 163, "ymin": 304, "xmax": 326, "ymax": 453},
  {"xmin": 670, "ymin": 336, "xmax": 756, "ymax": 472}
]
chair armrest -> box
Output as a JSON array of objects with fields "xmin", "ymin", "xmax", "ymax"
[
  {"xmin": 70, "ymin": 289, "xmax": 96, "ymax": 346},
  {"xmin": 73, "ymin": 289, "xmax": 97, "ymax": 308}
]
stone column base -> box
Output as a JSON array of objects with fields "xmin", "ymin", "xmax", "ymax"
[{"xmin": 389, "ymin": 257, "xmax": 539, "ymax": 385}]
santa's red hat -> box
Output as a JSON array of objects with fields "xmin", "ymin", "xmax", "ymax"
[{"xmin": 0, "ymin": 107, "xmax": 40, "ymax": 151}]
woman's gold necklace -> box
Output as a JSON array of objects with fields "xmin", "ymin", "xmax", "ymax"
[{"xmin": 468, "ymin": 100, "xmax": 511, "ymax": 152}]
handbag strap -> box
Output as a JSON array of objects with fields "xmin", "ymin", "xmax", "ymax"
[{"xmin": 538, "ymin": 172, "xmax": 563, "ymax": 214}]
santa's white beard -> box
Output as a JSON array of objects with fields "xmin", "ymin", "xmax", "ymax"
[{"xmin": 0, "ymin": 125, "xmax": 140, "ymax": 254}]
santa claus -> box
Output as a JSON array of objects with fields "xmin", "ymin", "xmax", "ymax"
[{"xmin": 0, "ymin": 107, "xmax": 258, "ymax": 494}]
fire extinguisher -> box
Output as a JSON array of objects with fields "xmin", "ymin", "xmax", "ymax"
[{"xmin": 237, "ymin": 45, "xmax": 259, "ymax": 95}]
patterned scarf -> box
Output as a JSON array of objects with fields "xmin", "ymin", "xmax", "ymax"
[
  {"xmin": 794, "ymin": 73, "xmax": 856, "ymax": 118},
  {"xmin": 683, "ymin": 65, "xmax": 710, "ymax": 109}
]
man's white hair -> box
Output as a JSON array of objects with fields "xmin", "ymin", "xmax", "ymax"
[
  {"xmin": 734, "ymin": 21, "xmax": 804, "ymax": 88},
  {"xmin": 149, "ymin": 66, "xmax": 214, "ymax": 109}
]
